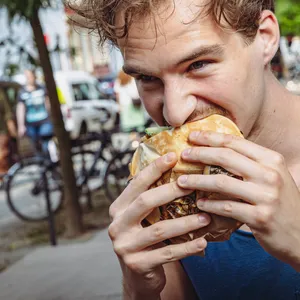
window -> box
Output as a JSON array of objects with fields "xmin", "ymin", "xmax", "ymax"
[{"xmin": 71, "ymin": 82, "xmax": 103, "ymax": 101}]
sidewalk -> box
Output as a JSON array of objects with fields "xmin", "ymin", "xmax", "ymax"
[{"xmin": 0, "ymin": 229, "xmax": 122, "ymax": 300}]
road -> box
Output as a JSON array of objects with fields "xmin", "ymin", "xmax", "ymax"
[
  {"xmin": 0, "ymin": 188, "xmax": 18, "ymax": 224},
  {"xmin": 0, "ymin": 228, "xmax": 123, "ymax": 300}
]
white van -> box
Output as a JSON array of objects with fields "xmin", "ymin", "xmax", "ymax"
[
  {"xmin": 55, "ymin": 71, "xmax": 119, "ymax": 138},
  {"xmin": 13, "ymin": 70, "xmax": 120, "ymax": 139}
]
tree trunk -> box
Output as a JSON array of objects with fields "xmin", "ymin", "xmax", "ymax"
[{"xmin": 30, "ymin": 9, "xmax": 83, "ymax": 237}]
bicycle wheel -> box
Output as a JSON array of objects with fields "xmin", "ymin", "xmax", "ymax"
[
  {"xmin": 71, "ymin": 150, "xmax": 109, "ymax": 191},
  {"xmin": 104, "ymin": 150, "xmax": 134, "ymax": 202},
  {"xmin": 6, "ymin": 158, "xmax": 63, "ymax": 222}
]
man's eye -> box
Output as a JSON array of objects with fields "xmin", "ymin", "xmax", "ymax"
[
  {"xmin": 188, "ymin": 60, "xmax": 211, "ymax": 71},
  {"xmin": 137, "ymin": 75, "xmax": 157, "ymax": 83}
]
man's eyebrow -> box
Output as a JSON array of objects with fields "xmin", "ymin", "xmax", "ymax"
[
  {"xmin": 123, "ymin": 44, "xmax": 224, "ymax": 76},
  {"xmin": 123, "ymin": 65, "xmax": 152, "ymax": 76},
  {"xmin": 175, "ymin": 44, "xmax": 225, "ymax": 66}
]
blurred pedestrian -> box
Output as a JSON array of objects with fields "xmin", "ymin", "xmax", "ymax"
[
  {"xmin": 16, "ymin": 69, "xmax": 53, "ymax": 154},
  {"xmin": 0, "ymin": 90, "xmax": 17, "ymax": 175},
  {"xmin": 114, "ymin": 70, "xmax": 145, "ymax": 131},
  {"xmin": 280, "ymin": 35, "xmax": 300, "ymax": 79}
]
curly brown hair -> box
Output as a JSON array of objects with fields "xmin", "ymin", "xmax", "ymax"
[{"xmin": 68, "ymin": 0, "xmax": 275, "ymax": 47}]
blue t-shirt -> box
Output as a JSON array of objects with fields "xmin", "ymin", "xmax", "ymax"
[
  {"xmin": 181, "ymin": 230, "xmax": 300, "ymax": 300},
  {"xmin": 18, "ymin": 85, "xmax": 49, "ymax": 125}
]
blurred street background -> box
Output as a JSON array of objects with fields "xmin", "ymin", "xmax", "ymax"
[{"xmin": 0, "ymin": 0, "xmax": 299, "ymax": 299}]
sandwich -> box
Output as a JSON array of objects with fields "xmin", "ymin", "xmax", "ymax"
[{"xmin": 129, "ymin": 114, "xmax": 244, "ymax": 245}]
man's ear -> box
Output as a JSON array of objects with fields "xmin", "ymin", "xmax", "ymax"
[{"xmin": 257, "ymin": 10, "xmax": 280, "ymax": 65}]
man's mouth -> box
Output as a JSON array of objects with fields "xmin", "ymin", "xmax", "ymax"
[
  {"xmin": 186, "ymin": 106, "xmax": 231, "ymax": 124},
  {"xmin": 162, "ymin": 100, "xmax": 234, "ymax": 127}
]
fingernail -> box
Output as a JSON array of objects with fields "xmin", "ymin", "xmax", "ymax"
[
  {"xmin": 198, "ymin": 213, "xmax": 210, "ymax": 224},
  {"xmin": 178, "ymin": 175, "xmax": 188, "ymax": 184},
  {"xmin": 196, "ymin": 238, "xmax": 207, "ymax": 249},
  {"xmin": 190, "ymin": 132, "xmax": 200, "ymax": 140},
  {"xmin": 182, "ymin": 148, "xmax": 191, "ymax": 158},
  {"xmin": 164, "ymin": 152, "xmax": 176, "ymax": 163}
]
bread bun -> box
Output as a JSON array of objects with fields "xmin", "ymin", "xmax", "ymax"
[{"xmin": 129, "ymin": 114, "xmax": 244, "ymax": 245}]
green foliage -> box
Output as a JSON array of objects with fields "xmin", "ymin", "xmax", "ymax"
[
  {"xmin": 5, "ymin": 63, "xmax": 19, "ymax": 77},
  {"xmin": 276, "ymin": 0, "xmax": 300, "ymax": 36},
  {"xmin": 0, "ymin": 0, "xmax": 51, "ymax": 20}
]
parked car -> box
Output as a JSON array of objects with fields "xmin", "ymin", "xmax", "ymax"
[{"xmin": 54, "ymin": 71, "xmax": 119, "ymax": 138}]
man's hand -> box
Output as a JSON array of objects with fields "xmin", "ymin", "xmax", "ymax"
[
  {"xmin": 109, "ymin": 152, "xmax": 211, "ymax": 299},
  {"xmin": 178, "ymin": 130, "xmax": 300, "ymax": 271}
]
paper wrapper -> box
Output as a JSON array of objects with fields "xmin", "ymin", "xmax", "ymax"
[{"xmin": 129, "ymin": 114, "xmax": 244, "ymax": 249}]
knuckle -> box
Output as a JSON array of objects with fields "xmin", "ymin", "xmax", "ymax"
[
  {"xmin": 222, "ymin": 134, "xmax": 234, "ymax": 146},
  {"xmin": 223, "ymin": 134, "xmax": 239, "ymax": 147},
  {"xmin": 123, "ymin": 255, "xmax": 142, "ymax": 273},
  {"xmin": 170, "ymin": 182, "xmax": 180, "ymax": 198},
  {"xmin": 223, "ymin": 202, "xmax": 233, "ymax": 214},
  {"xmin": 132, "ymin": 172, "xmax": 148, "ymax": 188},
  {"xmin": 192, "ymin": 147, "xmax": 202, "ymax": 158},
  {"xmin": 153, "ymin": 157, "xmax": 166, "ymax": 172},
  {"xmin": 152, "ymin": 224, "xmax": 166, "ymax": 240},
  {"xmin": 182, "ymin": 217, "xmax": 193, "ymax": 232},
  {"xmin": 109, "ymin": 203, "xmax": 117, "ymax": 220},
  {"xmin": 108, "ymin": 222, "xmax": 118, "ymax": 241},
  {"xmin": 215, "ymin": 175, "xmax": 228, "ymax": 191},
  {"xmin": 255, "ymin": 208, "xmax": 273, "ymax": 227},
  {"xmin": 162, "ymin": 247, "xmax": 176, "ymax": 262},
  {"xmin": 272, "ymin": 153, "xmax": 285, "ymax": 168},
  {"xmin": 265, "ymin": 170, "xmax": 283, "ymax": 187},
  {"xmin": 198, "ymin": 130, "xmax": 212, "ymax": 143},
  {"xmin": 183, "ymin": 242, "xmax": 192, "ymax": 256},
  {"xmin": 264, "ymin": 190, "xmax": 280, "ymax": 204},
  {"xmin": 218, "ymin": 148, "xmax": 232, "ymax": 164},
  {"xmin": 113, "ymin": 241, "xmax": 125, "ymax": 256},
  {"xmin": 135, "ymin": 193, "xmax": 149, "ymax": 210}
]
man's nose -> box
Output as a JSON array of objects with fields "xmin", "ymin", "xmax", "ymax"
[{"xmin": 163, "ymin": 80, "xmax": 197, "ymax": 127}]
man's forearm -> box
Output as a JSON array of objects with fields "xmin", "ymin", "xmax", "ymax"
[
  {"xmin": 123, "ymin": 290, "xmax": 161, "ymax": 300},
  {"xmin": 123, "ymin": 281, "xmax": 161, "ymax": 300}
]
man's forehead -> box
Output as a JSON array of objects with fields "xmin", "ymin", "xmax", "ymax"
[{"xmin": 116, "ymin": 0, "xmax": 210, "ymax": 50}]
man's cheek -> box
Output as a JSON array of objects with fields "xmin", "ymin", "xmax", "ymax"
[{"xmin": 142, "ymin": 97, "xmax": 164, "ymax": 124}]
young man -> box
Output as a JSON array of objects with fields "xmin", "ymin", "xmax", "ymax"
[
  {"xmin": 74, "ymin": 0, "xmax": 300, "ymax": 299},
  {"xmin": 17, "ymin": 69, "xmax": 53, "ymax": 153}
]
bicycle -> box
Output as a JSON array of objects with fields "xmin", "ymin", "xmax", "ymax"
[
  {"xmin": 4, "ymin": 135, "xmax": 64, "ymax": 222},
  {"xmin": 4, "ymin": 124, "xmax": 123, "ymax": 221},
  {"xmin": 69, "ymin": 128, "xmax": 123, "ymax": 208},
  {"xmin": 103, "ymin": 119, "xmax": 155, "ymax": 203}
]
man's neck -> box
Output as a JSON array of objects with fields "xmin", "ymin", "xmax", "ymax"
[
  {"xmin": 247, "ymin": 72, "xmax": 300, "ymax": 168},
  {"xmin": 241, "ymin": 73, "xmax": 300, "ymax": 234}
]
